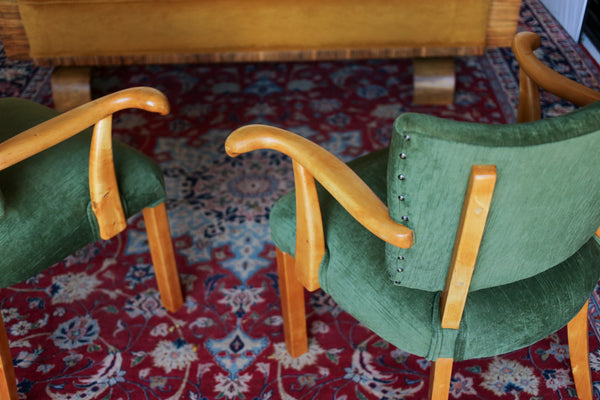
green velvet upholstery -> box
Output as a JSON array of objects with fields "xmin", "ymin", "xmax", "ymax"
[
  {"xmin": 270, "ymin": 101, "xmax": 600, "ymax": 361},
  {"xmin": 387, "ymin": 100, "xmax": 600, "ymax": 292},
  {"xmin": 0, "ymin": 98, "xmax": 166, "ymax": 289}
]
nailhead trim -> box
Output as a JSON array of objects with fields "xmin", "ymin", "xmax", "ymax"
[{"xmin": 397, "ymin": 139, "xmax": 410, "ymax": 283}]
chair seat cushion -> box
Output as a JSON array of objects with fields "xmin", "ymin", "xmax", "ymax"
[
  {"xmin": 270, "ymin": 148, "xmax": 600, "ymax": 360},
  {"xmin": 0, "ymin": 98, "xmax": 166, "ymax": 288}
]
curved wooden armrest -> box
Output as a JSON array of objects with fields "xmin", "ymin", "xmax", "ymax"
[
  {"xmin": 0, "ymin": 87, "xmax": 170, "ymax": 240},
  {"xmin": 513, "ymin": 32, "xmax": 600, "ymax": 115},
  {"xmin": 0, "ymin": 87, "xmax": 169, "ymax": 171},
  {"xmin": 225, "ymin": 124, "xmax": 414, "ymax": 249}
]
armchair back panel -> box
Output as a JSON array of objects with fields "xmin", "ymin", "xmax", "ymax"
[{"xmin": 387, "ymin": 101, "xmax": 600, "ymax": 291}]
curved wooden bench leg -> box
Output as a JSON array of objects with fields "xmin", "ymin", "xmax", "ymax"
[
  {"xmin": 51, "ymin": 66, "xmax": 91, "ymax": 112},
  {"xmin": 276, "ymin": 247, "xmax": 308, "ymax": 358},
  {"xmin": 429, "ymin": 357, "xmax": 453, "ymax": 400},
  {"xmin": 567, "ymin": 300, "xmax": 593, "ymax": 400},
  {"xmin": 413, "ymin": 58, "xmax": 456, "ymax": 105},
  {"xmin": 143, "ymin": 202, "xmax": 184, "ymax": 313},
  {"xmin": 0, "ymin": 313, "xmax": 18, "ymax": 400}
]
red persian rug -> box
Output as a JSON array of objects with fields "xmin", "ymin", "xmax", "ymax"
[{"xmin": 1, "ymin": 0, "xmax": 600, "ymax": 399}]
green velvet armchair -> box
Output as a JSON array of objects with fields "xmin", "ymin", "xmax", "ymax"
[
  {"xmin": 225, "ymin": 32, "xmax": 600, "ymax": 400},
  {"xmin": 0, "ymin": 87, "xmax": 183, "ymax": 399}
]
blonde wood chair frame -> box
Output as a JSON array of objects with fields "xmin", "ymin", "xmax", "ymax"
[{"xmin": 0, "ymin": 87, "xmax": 183, "ymax": 399}]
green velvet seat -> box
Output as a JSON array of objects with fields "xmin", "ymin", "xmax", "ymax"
[
  {"xmin": 0, "ymin": 98, "xmax": 166, "ymax": 288},
  {"xmin": 0, "ymin": 88, "xmax": 183, "ymax": 400}
]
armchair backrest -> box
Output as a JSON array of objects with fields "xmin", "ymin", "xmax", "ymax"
[{"xmin": 386, "ymin": 101, "xmax": 600, "ymax": 292}]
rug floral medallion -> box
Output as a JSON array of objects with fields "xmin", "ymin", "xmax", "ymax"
[{"xmin": 1, "ymin": 0, "xmax": 600, "ymax": 399}]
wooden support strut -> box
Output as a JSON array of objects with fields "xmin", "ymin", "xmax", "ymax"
[
  {"xmin": 428, "ymin": 165, "xmax": 496, "ymax": 400},
  {"xmin": 143, "ymin": 203, "xmax": 184, "ymax": 313},
  {"xmin": 276, "ymin": 248, "xmax": 309, "ymax": 358},
  {"xmin": 441, "ymin": 165, "xmax": 497, "ymax": 330},
  {"xmin": 89, "ymin": 115, "xmax": 127, "ymax": 240},
  {"xmin": 567, "ymin": 300, "xmax": 593, "ymax": 400},
  {"xmin": 429, "ymin": 357, "xmax": 454, "ymax": 400},
  {"xmin": 292, "ymin": 160, "xmax": 324, "ymax": 292}
]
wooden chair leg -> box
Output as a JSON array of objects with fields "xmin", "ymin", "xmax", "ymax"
[
  {"xmin": 413, "ymin": 58, "xmax": 456, "ymax": 105},
  {"xmin": 276, "ymin": 247, "xmax": 308, "ymax": 358},
  {"xmin": 567, "ymin": 300, "xmax": 593, "ymax": 400},
  {"xmin": 51, "ymin": 66, "xmax": 92, "ymax": 112},
  {"xmin": 142, "ymin": 202, "xmax": 184, "ymax": 313},
  {"xmin": 428, "ymin": 357, "xmax": 453, "ymax": 400},
  {"xmin": 0, "ymin": 313, "xmax": 18, "ymax": 400}
]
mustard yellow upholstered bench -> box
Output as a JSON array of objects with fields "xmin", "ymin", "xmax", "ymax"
[{"xmin": 0, "ymin": 0, "xmax": 521, "ymax": 109}]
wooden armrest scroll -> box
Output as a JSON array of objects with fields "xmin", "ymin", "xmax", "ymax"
[
  {"xmin": 441, "ymin": 165, "xmax": 497, "ymax": 330},
  {"xmin": 513, "ymin": 32, "xmax": 600, "ymax": 122},
  {"xmin": 0, "ymin": 87, "xmax": 169, "ymax": 170},
  {"xmin": 0, "ymin": 87, "xmax": 170, "ymax": 239},
  {"xmin": 225, "ymin": 125, "xmax": 413, "ymax": 288},
  {"xmin": 225, "ymin": 125, "xmax": 413, "ymax": 248}
]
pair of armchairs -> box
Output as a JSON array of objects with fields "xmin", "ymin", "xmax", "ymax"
[
  {"xmin": 0, "ymin": 32, "xmax": 598, "ymax": 400},
  {"xmin": 225, "ymin": 31, "xmax": 600, "ymax": 400}
]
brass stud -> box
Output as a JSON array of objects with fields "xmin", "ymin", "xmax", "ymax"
[
  {"xmin": 400, "ymin": 153, "xmax": 407, "ymax": 159},
  {"xmin": 398, "ymin": 174, "xmax": 405, "ymax": 180}
]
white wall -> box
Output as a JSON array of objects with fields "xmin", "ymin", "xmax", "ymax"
[{"xmin": 540, "ymin": 0, "xmax": 589, "ymax": 40}]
